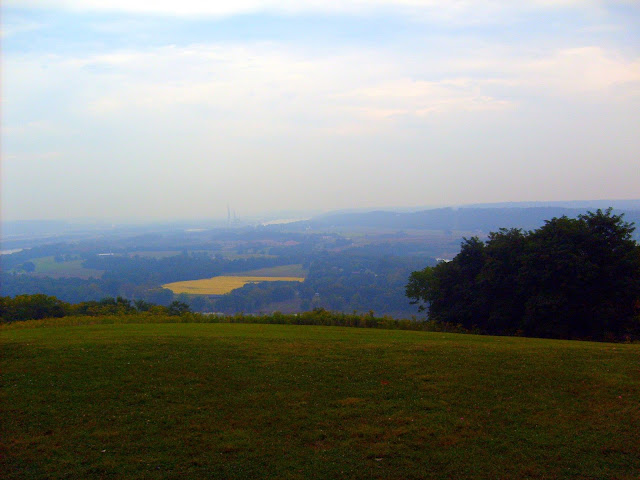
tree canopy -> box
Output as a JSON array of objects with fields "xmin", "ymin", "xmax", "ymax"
[
  {"xmin": 0, "ymin": 295, "xmax": 192, "ymax": 322},
  {"xmin": 406, "ymin": 209, "xmax": 640, "ymax": 340}
]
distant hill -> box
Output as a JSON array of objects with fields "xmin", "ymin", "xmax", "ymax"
[
  {"xmin": 281, "ymin": 205, "xmax": 640, "ymax": 237},
  {"xmin": 461, "ymin": 199, "xmax": 640, "ymax": 210}
]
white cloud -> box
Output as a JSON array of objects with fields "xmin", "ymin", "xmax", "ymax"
[
  {"xmin": 4, "ymin": 0, "xmax": 611, "ymax": 20},
  {"xmin": 1, "ymin": 19, "xmax": 43, "ymax": 38},
  {"xmin": 2, "ymin": 151, "xmax": 61, "ymax": 162},
  {"xmin": 5, "ymin": 42, "xmax": 639, "ymax": 138},
  {"xmin": 520, "ymin": 47, "xmax": 640, "ymax": 95},
  {"xmin": 334, "ymin": 79, "xmax": 514, "ymax": 120},
  {"xmin": 3, "ymin": 4, "xmax": 639, "ymax": 219},
  {"xmin": 2, "ymin": 120, "xmax": 61, "ymax": 137},
  {"xmin": 419, "ymin": 46, "xmax": 640, "ymax": 99}
]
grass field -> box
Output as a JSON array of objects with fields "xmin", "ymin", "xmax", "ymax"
[
  {"xmin": 24, "ymin": 256, "xmax": 104, "ymax": 279},
  {"xmin": 2, "ymin": 319, "xmax": 639, "ymax": 479},
  {"xmin": 163, "ymin": 266, "xmax": 306, "ymax": 295}
]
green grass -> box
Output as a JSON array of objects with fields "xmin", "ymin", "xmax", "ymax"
[
  {"xmin": 2, "ymin": 319, "xmax": 639, "ymax": 479},
  {"xmin": 23, "ymin": 256, "xmax": 104, "ymax": 279}
]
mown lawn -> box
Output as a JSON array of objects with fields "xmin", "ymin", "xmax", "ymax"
[{"xmin": 1, "ymin": 321, "xmax": 639, "ymax": 479}]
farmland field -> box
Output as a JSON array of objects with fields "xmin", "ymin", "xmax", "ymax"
[
  {"xmin": 127, "ymin": 250, "xmax": 182, "ymax": 258},
  {"xmin": 19, "ymin": 256, "xmax": 104, "ymax": 279},
  {"xmin": 228, "ymin": 264, "xmax": 307, "ymax": 277},
  {"xmin": 1, "ymin": 319, "xmax": 639, "ymax": 480},
  {"xmin": 163, "ymin": 274, "xmax": 304, "ymax": 295}
]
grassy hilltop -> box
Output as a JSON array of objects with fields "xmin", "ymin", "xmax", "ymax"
[{"xmin": 2, "ymin": 318, "xmax": 639, "ymax": 479}]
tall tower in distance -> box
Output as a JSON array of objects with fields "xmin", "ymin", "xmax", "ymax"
[{"xmin": 227, "ymin": 203, "xmax": 231, "ymax": 226}]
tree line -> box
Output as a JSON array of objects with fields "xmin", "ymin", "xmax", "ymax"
[
  {"xmin": 0, "ymin": 294, "xmax": 191, "ymax": 322},
  {"xmin": 3, "ymin": 250, "xmax": 436, "ymax": 316},
  {"xmin": 406, "ymin": 209, "xmax": 640, "ymax": 340}
]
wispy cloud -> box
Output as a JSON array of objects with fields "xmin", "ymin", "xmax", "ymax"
[
  {"xmin": 4, "ymin": 0, "xmax": 613, "ymax": 21},
  {"xmin": 1, "ymin": 18, "xmax": 43, "ymax": 38},
  {"xmin": 5, "ymin": 39, "xmax": 639, "ymax": 138},
  {"xmin": 2, "ymin": 0, "xmax": 639, "ymax": 220},
  {"xmin": 70, "ymin": 43, "xmax": 640, "ymax": 115}
]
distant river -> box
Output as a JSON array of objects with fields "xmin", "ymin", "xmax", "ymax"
[{"xmin": 0, "ymin": 249, "xmax": 23, "ymax": 255}]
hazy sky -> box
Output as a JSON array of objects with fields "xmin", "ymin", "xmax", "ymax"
[{"xmin": 2, "ymin": 1, "xmax": 639, "ymax": 221}]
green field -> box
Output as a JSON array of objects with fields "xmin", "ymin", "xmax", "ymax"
[
  {"xmin": 228, "ymin": 264, "xmax": 307, "ymax": 277},
  {"xmin": 127, "ymin": 251, "xmax": 183, "ymax": 258},
  {"xmin": 222, "ymin": 253, "xmax": 278, "ymax": 260},
  {"xmin": 2, "ymin": 320, "xmax": 639, "ymax": 479},
  {"xmin": 26, "ymin": 256, "xmax": 104, "ymax": 279}
]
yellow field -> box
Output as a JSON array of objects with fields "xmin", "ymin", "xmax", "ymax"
[{"xmin": 163, "ymin": 276, "xmax": 305, "ymax": 295}]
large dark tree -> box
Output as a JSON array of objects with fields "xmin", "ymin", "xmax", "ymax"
[{"xmin": 406, "ymin": 209, "xmax": 640, "ymax": 339}]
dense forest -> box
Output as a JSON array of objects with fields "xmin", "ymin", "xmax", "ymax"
[{"xmin": 406, "ymin": 209, "xmax": 640, "ymax": 340}]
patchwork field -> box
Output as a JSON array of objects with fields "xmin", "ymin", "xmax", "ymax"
[
  {"xmin": 1, "ymin": 319, "xmax": 639, "ymax": 479},
  {"xmin": 127, "ymin": 250, "xmax": 182, "ymax": 258},
  {"xmin": 163, "ymin": 275, "xmax": 304, "ymax": 295},
  {"xmin": 163, "ymin": 264, "xmax": 306, "ymax": 295},
  {"xmin": 228, "ymin": 264, "xmax": 307, "ymax": 277}
]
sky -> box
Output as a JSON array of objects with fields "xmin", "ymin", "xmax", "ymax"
[{"xmin": 2, "ymin": 1, "xmax": 640, "ymax": 221}]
